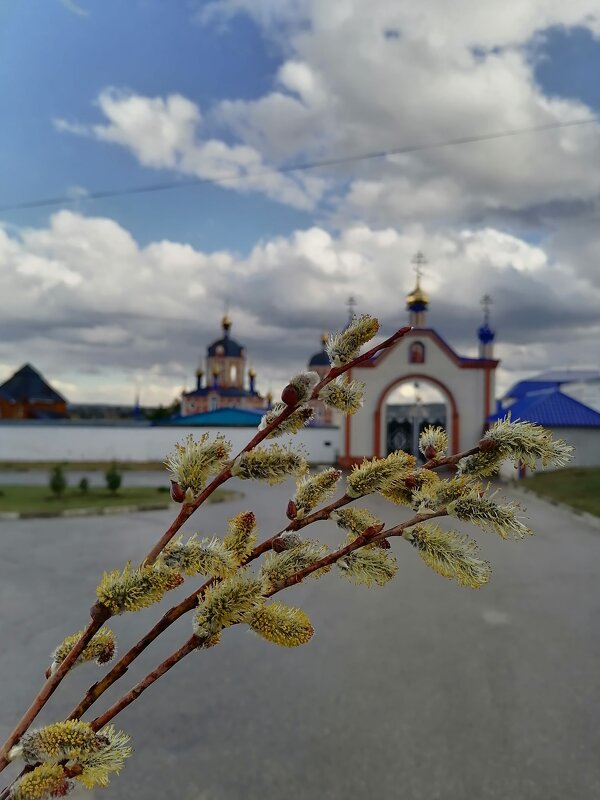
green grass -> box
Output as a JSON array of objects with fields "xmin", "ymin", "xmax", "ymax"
[
  {"xmin": 521, "ymin": 467, "xmax": 600, "ymax": 517},
  {"xmin": 0, "ymin": 485, "xmax": 237, "ymax": 516}
]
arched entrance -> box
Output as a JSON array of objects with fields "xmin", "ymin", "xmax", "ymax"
[{"xmin": 373, "ymin": 374, "xmax": 460, "ymax": 458}]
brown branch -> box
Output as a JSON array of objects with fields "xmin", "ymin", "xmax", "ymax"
[
  {"xmin": 272, "ymin": 509, "xmax": 448, "ymax": 590},
  {"xmin": 67, "ymin": 491, "xmax": 355, "ymax": 720},
  {"xmin": 0, "ymin": 605, "xmax": 110, "ymax": 772},
  {"xmin": 82, "ymin": 507, "xmax": 444, "ymax": 730},
  {"xmin": 89, "ymin": 636, "xmax": 201, "ymax": 732},
  {"xmin": 0, "ymin": 323, "xmax": 414, "ymax": 776},
  {"xmin": 422, "ymin": 445, "xmax": 481, "ymax": 470}
]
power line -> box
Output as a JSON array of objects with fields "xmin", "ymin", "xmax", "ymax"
[{"xmin": 0, "ymin": 116, "xmax": 597, "ymax": 213}]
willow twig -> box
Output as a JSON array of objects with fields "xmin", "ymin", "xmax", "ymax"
[{"xmin": 83, "ymin": 508, "xmax": 444, "ymax": 730}]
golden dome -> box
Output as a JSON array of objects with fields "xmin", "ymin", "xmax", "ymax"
[
  {"xmin": 212, "ymin": 365, "xmax": 220, "ymax": 377},
  {"xmin": 248, "ymin": 367, "xmax": 256, "ymax": 378},
  {"xmin": 406, "ymin": 281, "xmax": 429, "ymax": 307},
  {"xmin": 195, "ymin": 368, "xmax": 204, "ymax": 377},
  {"xmin": 320, "ymin": 331, "xmax": 329, "ymax": 346},
  {"xmin": 222, "ymin": 314, "xmax": 232, "ymax": 331}
]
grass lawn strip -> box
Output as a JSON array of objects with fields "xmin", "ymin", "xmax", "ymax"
[
  {"xmin": 0, "ymin": 461, "xmax": 166, "ymax": 472},
  {"xmin": 521, "ymin": 467, "xmax": 600, "ymax": 518},
  {"xmin": 0, "ymin": 485, "xmax": 237, "ymax": 515}
]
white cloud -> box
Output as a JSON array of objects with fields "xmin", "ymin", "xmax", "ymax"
[
  {"xmin": 54, "ymin": 89, "xmax": 327, "ymax": 211},
  {"xmin": 205, "ymin": 0, "xmax": 600, "ymax": 234},
  {"xmin": 1, "ymin": 212, "xmax": 598, "ymax": 404}
]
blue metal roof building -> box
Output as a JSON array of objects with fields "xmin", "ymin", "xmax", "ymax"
[
  {"xmin": 488, "ymin": 390, "xmax": 600, "ymax": 428},
  {"xmin": 159, "ymin": 408, "xmax": 264, "ymax": 427}
]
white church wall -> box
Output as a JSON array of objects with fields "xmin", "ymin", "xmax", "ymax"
[{"xmin": 0, "ymin": 423, "xmax": 340, "ymax": 465}]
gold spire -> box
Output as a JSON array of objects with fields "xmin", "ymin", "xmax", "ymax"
[
  {"xmin": 248, "ymin": 366, "xmax": 256, "ymax": 378},
  {"xmin": 406, "ymin": 282, "xmax": 429, "ymax": 306},
  {"xmin": 320, "ymin": 331, "xmax": 328, "ymax": 347},
  {"xmin": 212, "ymin": 365, "xmax": 220, "ymax": 377},
  {"xmin": 195, "ymin": 368, "xmax": 204, "ymax": 377},
  {"xmin": 407, "ymin": 251, "xmax": 429, "ymax": 307},
  {"xmin": 222, "ymin": 314, "xmax": 232, "ymax": 332}
]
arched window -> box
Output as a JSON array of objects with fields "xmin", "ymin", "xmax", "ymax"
[{"xmin": 409, "ymin": 342, "xmax": 425, "ymax": 364}]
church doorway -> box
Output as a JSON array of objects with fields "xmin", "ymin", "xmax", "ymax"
[{"xmin": 381, "ymin": 377, "xmax": 456, "ymax": 460}]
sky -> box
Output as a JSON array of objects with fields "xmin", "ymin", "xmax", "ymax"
[{"xmin": 1, "ymin": 0, "xmax": 600, "ymax": 406}]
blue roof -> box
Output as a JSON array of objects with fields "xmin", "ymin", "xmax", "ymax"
[
  {"xmin": 184, "ymin": 386, "xmax": 257, "ymax": 398},
  {"xmin": 207, "ymin": 334, "xmax": 244, "ymax": 358},
  {"xmin": 308, "ymin": 349, "xmax": 330, "ymax": 367},
  {"xmin": 488, "ymin": 390, "xmax": 600, "ymax": 428},
  {"xmin": 0, "ymin": 363, "xmax": 66, "ymax": 404},
  {"xmin": 505, "ymin": 380, "xmax": 560, "ymax": 398},
  {"xmin": 160, "ymin": 408, "xmax": 264, "ymax": 427}
]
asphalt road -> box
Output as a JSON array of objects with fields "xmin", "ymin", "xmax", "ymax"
[{"xmin": 0, "ymin": 477, "xmax": 598, "ymax": 799}]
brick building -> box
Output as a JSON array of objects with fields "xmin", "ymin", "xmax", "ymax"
[{"xmin": 0, "ymin": 364, "xmax": 68, "ymax": 419}]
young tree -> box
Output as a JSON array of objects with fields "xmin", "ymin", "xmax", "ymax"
[
  {"xmin": 0, "ymin": 315, "xmax": 572, "ymax": 799},
  {"xmin": 104, "ymin": 463, "xmax": 122, "ymax": 495},
  {"xmin": 48, "ymin": 465, "xmax": 67, "ymax": 499}
]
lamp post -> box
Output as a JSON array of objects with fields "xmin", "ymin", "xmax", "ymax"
[{"xmin": 410, "ymin": 382, "xmax": 426, "ymax": 459}]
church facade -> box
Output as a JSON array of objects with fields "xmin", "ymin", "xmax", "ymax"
[
  {"xmin": 181, "ymin": 315, "xmax": 265, "ymax": 416},
  {"xmin": 338, "ymin": 259, "xmax": 499, "ymax": 466}
]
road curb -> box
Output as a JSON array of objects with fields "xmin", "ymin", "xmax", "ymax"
[{"xmin": 0, "ymin": 502, "xmax": 176, "ymax": 521}]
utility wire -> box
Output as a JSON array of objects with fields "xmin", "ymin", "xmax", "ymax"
[{"xmin": 0, "ymin": 116, "xmax": 598, "ymax": 213}]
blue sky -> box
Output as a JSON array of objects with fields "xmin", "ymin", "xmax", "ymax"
[
  {"xmin": 1, "ymin": 1, "xmax": 600, "ymax": 403},
  {"xmin": 0, "ymin": 0, "xmax": 312, "ymax": 250}
]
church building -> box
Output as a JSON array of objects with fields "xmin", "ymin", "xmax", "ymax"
[
  {"xmin": 338, "ymin": 254, "xmax": 499, "ymax": 466},
  {"xmin": 181, "ymin": 315, "xmax": 264, "ymax": 416}
]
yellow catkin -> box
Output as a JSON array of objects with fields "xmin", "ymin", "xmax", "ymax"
[
  {"xmin": 18, "ymin": 721, "xmax": 101, "ymax": 764},
  {"xmin": 50, "ymin": 627, "xmax": 115, "ymax": 673},
  {"xmin": 408, "ymin": 525, "xmax": 491, "ymax": 589},
  {"xmin": 248, "ymin": 603, "xmax": 314, "ymax": 647},
  {"xmin": 294, "ymin": 468, "xmax": 341, "ymax": 517},
  {"xmin": 337, "ymin": 548, "xmax": 398, "ymax": 587},
  {"xmin": 10, "ymin": 764, "xmax": 71, "ymax": 800},
  {"xmin": 75, "ymin": 725, "xmax": 133, "ymax": 790},
  {"xmin": 223, "ymin": 511, "xmax": 257, "ymax": 564},
  {"xmin": 96, "ymin": 563, "xmax": 183, "ymax": 615}
]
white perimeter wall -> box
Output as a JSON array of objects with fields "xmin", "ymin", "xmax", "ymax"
[{"xmin": 0, "ymin": 424, "xmax": 340, "ymax": 465}]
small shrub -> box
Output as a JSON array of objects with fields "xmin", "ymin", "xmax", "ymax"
[
  {"xmin": 79, "ymin": 477, "xmax": 89, "ymax": 494},
  {"xmin": 105, "ymin": 463, "xmax": 122, "ymax": 495},
  {"xmin": 49, "ymin": 465, "xmax": 67, "ymax": 498}
]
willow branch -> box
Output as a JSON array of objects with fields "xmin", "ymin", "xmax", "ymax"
[
  {"xmin": 83, "ymin": 507, "xmax": 445, "ymax": 730},
  {"xmin": 67, "ymin": 491, "xmax": 355, "ymax": 721},
  {"xmin": 89, "ymin": 637, "xmax": 201, "ymax": 732},
  {"xmin": 0, "ymin": 606, "xmax": 110, "ymax": 772},
  {"xmin": 66, "ymin": 436, "xmax": 483, "ymax": 723},
  {"xmin": 0, "ymin": 324, "xmax": 414, "ymax": 775}
]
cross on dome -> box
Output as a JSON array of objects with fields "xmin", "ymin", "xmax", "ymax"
[
  {"xmin": 346, "ymin": 295, "xmax": 357, "ymax": 324},
  {"xmin": 411, "ymin": 251, "xmax": 427, "ymax": 284}
]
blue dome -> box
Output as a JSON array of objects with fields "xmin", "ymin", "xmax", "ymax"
[
  {"xmin": 207, "ymin": 336, "xmax": 244, "ymax": 357},
  {"xmin": 309, "ymin": 350, "xmax": 330, "ymax": 367},
  {"xmin": 478, "ymin": 322, "xmax": 495, "ymax": 344}
]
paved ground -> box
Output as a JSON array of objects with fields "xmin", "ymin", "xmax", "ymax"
[{"xmin": 0, "ymin": 476, "xmax": 599, "ymax": 799}]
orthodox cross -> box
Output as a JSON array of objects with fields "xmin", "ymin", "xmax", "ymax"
[
  {"xmin": 411, "ymin": 251, "xmax": 427, "ymax": 283},
  {"xmin": 346, "ymin": 295, "xmax": 357, "ymax": 324},
  {"xmin": 481, "ymin": 293, "xmax": 493, "ymax": 323}
]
